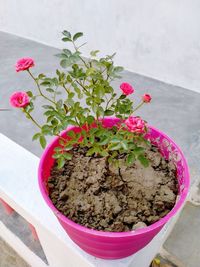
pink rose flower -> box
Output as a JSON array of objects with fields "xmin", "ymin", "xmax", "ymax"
[
  {"xmin": 15, "ymin": 58, "xmax": 34, "ymax": 72},
  {"xmin": 125, "ymin": 116, "xmax": 146, "ymax": 134},
  {"xmin": 120, "ymin": 82, "xmax": 134, "ymax": 95},
  {"xmin": 142, "ymin": 94, "xmax": 152, "ymax": 103},
  {"xmin": 10, "ymin": 91, "xmax": 30, "ymax": 108}
]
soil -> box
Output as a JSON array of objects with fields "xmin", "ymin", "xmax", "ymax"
[{"xmin": 48, "ymin": 145, "xmax": 178, "ymax": 232}]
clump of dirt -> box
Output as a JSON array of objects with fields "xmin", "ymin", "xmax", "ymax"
[{"xmin": 48, "ymin": 145, "xmax": 178, "ymax": 232}]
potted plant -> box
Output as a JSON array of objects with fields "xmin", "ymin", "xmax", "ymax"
[{"xmin": 10, "ymin": 30, "xmax": 189, "ymax": 259}]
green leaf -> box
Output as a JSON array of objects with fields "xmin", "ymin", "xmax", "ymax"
[
  {"xmin": 114, "ymin": 66, "xmax": 124, "ymax": 72},
  {"xmin": 98, "ymin": 136, "xmax": 110, "ymax": 146},
  {"xmin": 46, "ymin": 88, "xmax": 54, "ymax": 93},
  {"xmin": 138, "ymin": 155, "xmax": 149, "ymax": 167},
  {"xmin": 40, "ymin": 81, "xmax": 51, "ymax": 86},
  {"xmin": 91, "ymin": 103, "xmax": 98, "ymax": 113},
  {"xmin": 86, "ymin": 68, "xmax": 95, "ymax": 76},
  {"xmin": 93, "ymin": 129, "xmax": 103, "ymax": 138},
  {"xmin": 104, "ymin": 109, "xmax": 114, "ymax": 116},
  {"xmin": 47, "ymin": 115, "xmax": 54, "ymax": 123},
  {"xmin": 63, "ymin": 49, "xmax": 72, "ymax": 56},
  {"xmin": 64, "ymin": 145, "xmax": 73, "ymax": 151},
  {"xmin": 67, "ymin": 75, "xmax": 72, "ymax": 82},
  {"xmin": 119, "ymin": 94, "xmax": 126, "ymax": 99},
  {"xmin": 86, "ymin": 147, "xmax": 97, "ymax": 156},
  {"xmin": 81, "ymin": 130, "xmax": 87, "ymax": 137},
  {"xmin": 121, "ymin": 141, "xmax": 128, "ymax": 150},
  {"xmin": 89, "ymin": 128, "xmax": 98, "ymax": 135},
  {"xmin": 109, "ymin": 143, "xmax": 122, "ymax": 151},
  {"xmin": 96, "ymin": 106, "xmax": 104, "ymax": 117},
  {"xmin": 60, "ymin": 59, "xmax": 71, "ymax": 68},
  {"xmin": 51, "ymin": 119, "xmax": 58, "ymax": 126},
  {"xmin": 73, "ymin": 32, "xmax": 83, "ymax": 41},
  {"xmin": 67, "ymin": 119, "xmax": 77, "ymax": 125},
  {"xmin": 67, "ymin": 130, "xmax": 76, "ymax": 138},
  {"xmin": 44, "ymin": 110, "xmax": 54, "ymax": 116},
  {"xmin": 86, "ymin": 115, "xmax": 95, "ymax": 124},
  {"xmin": 68, "ymin": 92, "xmax": 75, "ymax": 99},
  {"xmin": 89, "ymin": 135, "xmax": 95, "ymax": 144},
  {"xmin": 74, "ymin": 86, "xmax": 81, "ymax": 94},
  {"xmin": 26, "ymin": 91, "xmax": 33, "ymax": 97},
  {"xmin": 56, "ymin": 69, "xmax": 61, "ymax": 76},
  {"xmin": 63, "ymin": 104, "xmax": 68, "ymax": 114},
  {"xmin": 42, "ymin": 125, "xmax": 52, "ymax": 135},
  {"xmin": 54, "ymin": 147, "xmax": 63, "ymax": 152},
  {"xmin": 56, "ymin": 99, "xmax": 63, "ymax": 109},
  {"xmin": 133, "ymin": 147, "xmax": 145, "ymax": 155},
  {"xmin": 52, "ymin": 153, "xmax": 61, "ymax": 159},
  {"xmin": 110, "ymin": 137, "xmax": 121, "ymax": 144},
  {"xmin": 90, "ymin": 50, "xmax": 100, "ymax": 57},
  {"xmin": 32, "ymin": 133, "xmax": 41, "ymax": 141},
  {"xmin": 42, "ymin": 105, "xmax": 54, "ymax": 110},
  {"xmin": 127, "ymin": 153, "xmax": 135, "ymax": 165},
  {"xmin": 38, "ymin": 73, "xmax": 46, "ymax": 79},
  {"xmin": 39, "ymin": 135, "xmax": 47, "ymax": 149},
  {"xmin": 63, "ymin": 152, "xmax": 72, "ymax": 160},
  {"xmin": 62, "ymin": 37, "xmax": 72, "ymax": 42},
  {"xmin": 57, "ymin": 157, "xmax": 65, "ymax": 169},
  {"xmin": 116, "ymin": 114, "xmax": 123, "ymax": 119},
  {"xmin": 55, "ymin": 53, "xmax": 68, "ymax": 58},
  {"xmin": 99, "ymin": 150, "xmax": 109, "ymax": 157},
  {"xmin": 62, "ymin": 30, "xmax": 71, "ymax": 38}
]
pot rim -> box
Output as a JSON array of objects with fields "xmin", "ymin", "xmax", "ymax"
[{"xmin": 38, "ymin": 123, "xmax": 190, "ymax": 238}]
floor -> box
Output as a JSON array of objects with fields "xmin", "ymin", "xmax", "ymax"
[
  {"xmin": 0, "ymin": 238, "xmax": 29, "ymax": 267},
  {"xmin": 0, "ymin": 204, "xmax": 48, "ymax": 265},
  {"xmin": 0, "ymin": 31, "xmax": 200, "ymax": 267}
]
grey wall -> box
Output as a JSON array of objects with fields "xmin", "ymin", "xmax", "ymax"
[{"xmin": 0, "ymin": 0, "xmax": 200, "ymax": 92}]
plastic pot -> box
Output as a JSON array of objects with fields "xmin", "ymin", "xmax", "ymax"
[{"xmin": 38, "ymin": 117, "xmax": 189, "ymax": 259}]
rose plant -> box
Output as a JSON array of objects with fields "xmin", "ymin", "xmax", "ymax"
[
  {"xmin": 9, "ymin": 30, "xmax": 189, "ymax": 260},
  {"xmin": 11, "ymin": 30, "xmax": 152, "ymax": 169}
]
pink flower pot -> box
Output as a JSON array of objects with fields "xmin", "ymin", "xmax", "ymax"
[{"xmin": 38, "ymin": 117, "xmax": 190, "ymax": 259}]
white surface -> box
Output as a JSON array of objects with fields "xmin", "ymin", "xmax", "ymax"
[
  {"xmin": 0, "ymin": 133, "xmax": 180, "ymax": 266},
  {"xmin": 0, "ymin": 0, "xmax": 200, "ymax": 93}
]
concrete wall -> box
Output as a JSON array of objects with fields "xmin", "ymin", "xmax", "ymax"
[{"xmin": 0, "ymin": 0, "xmax": 200, "ymax": 92}]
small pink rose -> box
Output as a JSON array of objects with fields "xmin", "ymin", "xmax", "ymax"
[
  {"xmin": 10, "ymin": 91, "xmax": 30, "ymax": 108},
  {"xmin": 142, "ymin": 94, "xmax": 152, "ymax": 103},
  {"xmin": 15, "ymin": 58, "xmax": 34, "ymax": 72},
  {"xmin": 125, "ymin": 116, "xmax": 146, "ymax": 134},
  {"xmin": 120, "ymin": 82, "xmax": 134, "ymax": 96}
]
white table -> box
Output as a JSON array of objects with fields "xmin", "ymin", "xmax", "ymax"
[{"xmin": 0, "ymin": 134, "xmax": 180, "ymax": 267}]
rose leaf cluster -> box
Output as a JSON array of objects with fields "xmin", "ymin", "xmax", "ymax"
[{"xmin": 10, "ymin": 30, "xmax": 152, "ymax": 168}]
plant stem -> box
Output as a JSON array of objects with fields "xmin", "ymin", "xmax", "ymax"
[
  {"xmin": 105, "ymin": 95, "xmax": 114, "ymax": 111},
  {"xmin": 56, "ymin": 134, "xmax": 67, "ymax": 144},
  {"xmin": 74, "ymin": 117, "xmax": 81, "ymax": 127},
  {"xmin": 23, "ymin": 109, "xmax": 41, "ymax": 129},
  {"xmin": 132, "ymin": 101, "xmax": 145, "ymax": 114},
  {"xmin": 75, "ymin": 80, "xmax": 88, "ymax": 93},
  {"xmin": 27, "ymin": 70, "xmax": 56, "ymax": 105},
  {"xmin": 72, "ymin": 41, "xmax": 89, "ymax": 68},
  {"xmin": 0, "ymin": 109, "xmax": 10, "ymax": 111},
  {"xmin": 62, "ymin": 83, "xmax": 70, "ymax": 94},
  {"xmin": 76, "ymin": 42, "xmax": 87, "ymax": 50}
]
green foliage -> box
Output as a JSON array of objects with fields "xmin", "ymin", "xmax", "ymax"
[
  {"xmin": 39, "ymin": 135, "xmax": 46, "ymax": 149},
  {"xmin": 22, "ymin": 29, "xmax": 149, "ymax": 168},
  {"xmin": 73, "ymin": 32, "xmax": 83, "ymax": 41}
]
